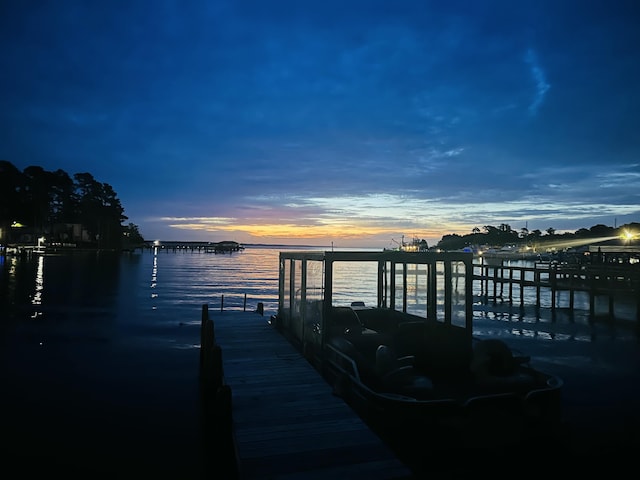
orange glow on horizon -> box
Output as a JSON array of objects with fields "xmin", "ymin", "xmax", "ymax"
[
  {"xmin": 200, "ymin": 223, "xmax": 398, "ymax": 239},
  {"xmin": 168, "ymin": 221, "xmax": 449, "ymax": 241}
]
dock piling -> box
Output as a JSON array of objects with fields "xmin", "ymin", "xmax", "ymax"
[
  {"xmin": 473, "ymin": 262, "xmax": 639, "ymax": 322},
  {"xmin": 200, "ymin": 304, "xmax": 209, "ymax": 368}
]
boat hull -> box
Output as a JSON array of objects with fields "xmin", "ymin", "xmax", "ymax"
[{"xmin": 323, "ymin": 332, "xmax": 563, "ymax": 446}]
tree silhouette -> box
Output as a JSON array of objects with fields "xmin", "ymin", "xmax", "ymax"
[
  {"xmin": 0, "ymin": 160, "xmax": 25, "ymax": 227},
  {"xmin": 0, "ymin": 161, "xmax": 139, "ymax": 249}
]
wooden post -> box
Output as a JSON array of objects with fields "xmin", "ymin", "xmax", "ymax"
[
  {"xmin": 221, "ymin": 294, "xmax": 224, "ymax": 313},
  {"xmin": 200, "ymin": 304, "xmax": 209, "ymax": 367},
  {"xmin": 201, "ymin": 319, "xmax": 222, "ymax": 388},
  {"xmin": 609, "ymin": 295, "xmax": 615, "ymax": 318},
  {"xmin": 216, "ymin": 384, "xmax": 232, "ymax": 426},
  {"xmin": 492, "ymin": 268, "xmax": 498, "ymax": 304},
  {"xmin": 206, "ymin": 316, "xmax": 216, "ymax": 346},
  {"xmin": 483, "ymin": 265, "xmax": 488, "ymax": 300},
  {"xmin": 212, "ymin": 384, "xmax": 236, "ymax": 477},
  {"xmin": 589, "ymin": 273, "xmax": 598, "ymax": 317},
  {"xmin": 508, "ymin": 269, "xmax": 514, "ymax": 304},
  {"xmin": 211, "ymin": 344, "xmax": 223, "ymax": 389},
  {"xmin": 568, "ymin": 271, "xmax": 574, "ymax": 310},
  {"xmin": 550, "ymin": 266, "xmax": 557, "ymax": 310},
  {"xmin": 243, "ymin": 293, "xmax": 247, "ymax": 311},
  {"xmin": 201, "ymin": 318, "xmax": 216, "ymax": 380}
]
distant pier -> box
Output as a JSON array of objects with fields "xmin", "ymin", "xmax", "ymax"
[{"xmin": 142, "ymin": 240, "xmax": 245, "ymax": 254}]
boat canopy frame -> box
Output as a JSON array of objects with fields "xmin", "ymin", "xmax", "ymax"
[{"xmin": 277, "ymin": 250, "xmax": 475, "ymax": 357}]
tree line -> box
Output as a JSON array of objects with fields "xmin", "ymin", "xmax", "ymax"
[
  {"xmin": 0, "ymin": 160, "xmax": 144, "ymax": 249},
  {"xmin": 435, "ymin": 222, "xmax": 640, "ymax": 251}
]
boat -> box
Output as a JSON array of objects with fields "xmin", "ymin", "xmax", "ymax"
[
  {"xmin": 384, "ymin": 235, "xmax": 428, "ymax": 252},
  {"xmin": 479, "ymin": 245, "xmax": 543, "ymax": 264},
  {"xmin": 270, "ymin": 250, "xmax": 563, "ymax": 451},
  {"xmin": 205, "ymin": 241, "xmax": 245, "ymax": 253}
]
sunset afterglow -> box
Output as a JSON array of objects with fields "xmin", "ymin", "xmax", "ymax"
[{"xmin": 2, "ymin": 1, "xmax": 638, "ymax": 247}]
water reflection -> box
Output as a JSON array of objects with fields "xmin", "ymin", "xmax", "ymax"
[
  {"xmin": 1, "ymin": 253, "xmax": 43, "ymax": 322},
  {"xmin": 151, "ymin": 249, "xmax": 159, "ymax": 309},
  {"xmin": 473, "ymin": 302, "xmax": 637, "ymax": 345},
  {"xmin": 30, "ymin": 255, "xmax": 44, "ymax": 318},
  {"xmin": 1, "ymin": 248, "xmax": 636, "ymax": 347}
]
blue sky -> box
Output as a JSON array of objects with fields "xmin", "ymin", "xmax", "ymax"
[{"xmin": 2, "ymin": 0, "xmax": 639, "ymax": 248}]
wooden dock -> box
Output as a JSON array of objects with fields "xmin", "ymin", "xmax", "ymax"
[
  {"xmin": 200, "ymin": 306, "xmax": 413, "ymax": 480},
  {"xmin": 473, "ymin": 261, "xmax": 640, "ymax": 321}
]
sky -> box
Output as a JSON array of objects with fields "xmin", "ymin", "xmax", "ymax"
[{"xmin": 1, "ymin": 0, "xmax": 639, "ymax": 248}]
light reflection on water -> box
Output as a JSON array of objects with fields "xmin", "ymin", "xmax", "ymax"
[
  {"xmin": 30, "ymin": 255, "xmax": 44, "ymax": 314},
  {"xmin": 0, "ymin": 247, "xmax": 637, "ymax": 347}
]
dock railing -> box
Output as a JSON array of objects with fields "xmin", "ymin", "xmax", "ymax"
[
  {"xmin": 207, "ymin": 293, "xmax": 266, "ymax": 315},
  {"xmin": 473, "ymin": 260, "xmax": 640, "ymax": 322}
]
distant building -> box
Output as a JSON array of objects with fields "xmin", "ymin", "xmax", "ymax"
[{"xmin": 589, "ymin": 245, "xmax": 640, "ymax": 265}]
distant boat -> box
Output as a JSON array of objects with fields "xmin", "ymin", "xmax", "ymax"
[
  {"xmin": 206, "ymin": 241, "xmax": 245, "ymax": 254},
  {"xmin": 384, "ymin": 235, "xmax": 428, "ymax": 252},
  {"xmin": 479, "ymin": 245, "xmax": 541, "ymax": 263}
]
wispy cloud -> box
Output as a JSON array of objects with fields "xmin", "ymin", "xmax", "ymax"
[{"xmin": 525, "ymin": 48, "xmax": 550, "ymax": 116}]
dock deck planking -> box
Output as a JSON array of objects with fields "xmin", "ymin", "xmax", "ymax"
[{"xmin": 210, "ymin": 311, "xmax": 413, "ymax": 479}]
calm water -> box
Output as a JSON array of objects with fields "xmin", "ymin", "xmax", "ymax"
[
  {"xmin": 1, "ymin": 246, "xmax": 638, "ymax": 346},
  {"xmin": 2, "ymin": 246, "xmax": 640, "ymax": 462},
  {"xmin": 3, "ymin": 245, "xmax": 639, "ymax": 396},
  {"xmin": 0, "ymin": 246, "xmax": 292, "ymax": 346}
]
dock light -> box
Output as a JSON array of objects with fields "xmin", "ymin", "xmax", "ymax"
[{"xmin": 622, "ymin": 230, "xmax": 637, "ymax": 242}]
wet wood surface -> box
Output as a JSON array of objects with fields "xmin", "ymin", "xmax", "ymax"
[{"xmin": 210, "ymin": 310, "xmax": 412, "ymax": 479}]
